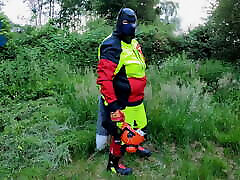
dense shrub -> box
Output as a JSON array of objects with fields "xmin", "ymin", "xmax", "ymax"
[
  {"xmin": 182, "ymin": 25, "xmax": 212, "ymax": 60},
  {"xmin": 182, "ymin": 22, "xmax": 240, "ymax": 64},
  {"xmin": 145, "ymin": 54, "xmax": 240, "ymax": 149},
  {"xmin": 0, "ymin": 20, "xmax": 112, "ymax": 104},
  {"xmin": 0, "ymin": 13, "xmax": 12, "ymax": 60},
  {"xmin": 0, "ymin": 13, "xmax": 11, "ymax": 39},
  {"xmin": 209, "ymin": 0, "xmax": 240, "ymax": 63},
  {"xmin": 0, "ymin": 19, "xmax": 184, "ymax": 105},
  {"xmin": 136, "ymin": 22, "xmax": 182, "ymax": 65}
]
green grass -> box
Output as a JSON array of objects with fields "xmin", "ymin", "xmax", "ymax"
[
  {"xmin": 1, "ymin": 23, "xmax": 239, "ymax": 178},
  {"xmin": 1, "ymin": 54, "xmax": 239, "ymax": 178},
  {"xmin": 145, "ymin": 55, "xmax": 240, "ymax": 147},
  {"xmin": 0, "ymin": 67, "xmax": 98, "ymax": 178},
  {"xmin": 42, "ymin": 142, "xmax": 239, "ymax": 179}
]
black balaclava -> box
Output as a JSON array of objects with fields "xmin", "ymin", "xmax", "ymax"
[{"xmin": 115, "ymin": 8, "xmax": 137, "ymax": 44}]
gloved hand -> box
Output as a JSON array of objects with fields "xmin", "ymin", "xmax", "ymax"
[{"xmin": 110, "ymin": 109, "xmax": 125, "ymax": 122}]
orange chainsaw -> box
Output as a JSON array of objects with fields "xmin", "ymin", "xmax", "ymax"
[
  {"xmin": 120, "ymin": 121, "xmax": 145, "ymax": 153},
  {"xmin": 111, "ymin": 110, "xmax": 145, "ymax": 153}
]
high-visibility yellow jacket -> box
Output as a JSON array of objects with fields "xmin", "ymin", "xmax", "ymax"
[{"xmin": 97, "ymin": 32, "xmax": 146, "ymax": 112}]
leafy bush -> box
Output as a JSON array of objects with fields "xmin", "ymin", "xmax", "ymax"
[
  {"xmin": 182, "ymin": 21, "xmax": 240, "ymax": 64},
  {"xmin": 145, "ymin": 54, "xmax": 240, "ymax": 149},
  {"xmin": 182, "ymin": 25, "xmax": 212, "ymax": 60},
  {"xmin": 0, "ymin": 12, "xmax": 12, "ymax": 60},
  {"xmin": 0, "ymin": 12, "xmax": 11, "ymax": 38},
  {"xmin": 208, "ymin": 0, "xmax": 240, "ymax": 62},
  {"xmin": 0, "ymin": 20, "xmax": 111, "ymax": 104},
  {"xmin": 0, "ymin": 20, "xmax": 183, "ymax": 105},
  {"xmin": 136, "ymin": 22, "xmax": 182, "ymax": 65}
]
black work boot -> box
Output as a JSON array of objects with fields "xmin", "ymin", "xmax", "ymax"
[
  {"xmin": 136, "ymin": 146, "xmax": 152, "ymax": 158},
  {"xmin": 107, "ymin": 154, "xmax": 132, "ymax": 175}
]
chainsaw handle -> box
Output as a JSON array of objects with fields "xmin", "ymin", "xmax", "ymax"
[{"xmin": 110, "ymin": 109, "xmax": 125, "ymax": 122}]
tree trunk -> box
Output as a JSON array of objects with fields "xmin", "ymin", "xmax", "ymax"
[
  {"xmin": 52, "ymin": 0, "xmax": 55, "ymax": 18},
  {"xmin": 38, "ymin": 0, "xmax": 43, "ymax": 25},
  {"xmin": 49, "ymin": 0, "xmax": 52, "ymax": 18}
]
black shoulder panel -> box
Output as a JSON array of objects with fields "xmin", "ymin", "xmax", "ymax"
[{"xmin": 100, "ymin": 34, "xmax": 122, "ymax": 64}]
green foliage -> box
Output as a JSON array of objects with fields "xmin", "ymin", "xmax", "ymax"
[
  {"xmin": 56, "ymin": 0, "xmax": 92, "ymax": 28},
  {"xmin": 0, "ymin": 98, "xmax": 71, "ymax": 177},
  {"xmin": 198, "ymin": 60, "xmax": 232, "ymax": 83},
  {"xmin": 47, "ymin": 141, "xmax": 239, "ymax": 179},
  {"xmin": 90, "ymin": 0, "xmax": 159, "ymax": 22},
  {"xmin": 192, "ymin": 0, "xmax": 240, "ymax": 62},
  {"xmin": 90, "ymin": 0, "xmax": 179, "ymax": 23},
  {"xmin": 0, "ymin": 20, "xmax": 180, "ymax": 105},
  {"xmin": 0, "ymin": 12, "xmax": 11, "ymax": 37},
  {"xmin": 0, "ymin": 68, "xmax": 98, "ymax": 177},
  {"xmin": 174, "ymin": 144, "xmax": 231, "ymax": 180},
  {"xmin": 182, "ymin": 6, "xmax": 240, "ymax": 63},
  {"xmin": 0, "ymin": 22, "xmax": 111, "ymax": 105},
  {"xmin": 0, "ymin": 12, "xmax": 11, "ymax": 52},
  {"xmin": 145, "ymin": 54, "xmax": 240, "ymax": 149},
  {"xmin": 0, "ymin": 24, "xmax": 101, "ymax": 176},
  {"xmin": 182, "ymin": 25, "xmax": 212, "ymax": 60},
  {"xmin": 136, "ymin": 22, "xmax": 182, "ymax": 65},
  {"xmin": 199, "ymin": 155, "xmax": 228, "ymax": 178},
  {"xmin": 0, "ymin": 18, "xmax": 239, "ymax": 178}
]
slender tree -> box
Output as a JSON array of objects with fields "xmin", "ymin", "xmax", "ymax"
[
  {"xmin": 156, "ymin": 1, "xmax": 178, "ymax": 24},
  {"xmin": 0, "ymin": 0, "xmax": 5, "ymax": 11},
  {"xmin": 24, "ymin": 0, "xmax": 58, "ymax": 26}
]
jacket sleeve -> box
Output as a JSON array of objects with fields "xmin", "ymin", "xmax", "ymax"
[{"xmin": 96, "ymin": 42, "xmax": 122, "ymax": 112}]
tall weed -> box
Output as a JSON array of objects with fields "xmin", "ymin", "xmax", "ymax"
[
  {"xmin": 145, "ymin": 55, "xmax": 240, "ymax": 150},
  {"xmin": 0, "ymin": 64, "xmax": 98, "ymax": 177}
]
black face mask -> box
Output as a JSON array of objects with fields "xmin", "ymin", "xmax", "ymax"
[
  {"xmin": 116, "ymin": 8, "xmax": 137, "ymax": 43},
  {"xmin": 120, "ymin": 23, "xmax": 137, "ymax": 37}
]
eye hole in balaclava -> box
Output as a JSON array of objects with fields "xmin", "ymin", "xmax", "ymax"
[{"xmin": 116, "ymin": 8, "xmax": 137, "ymax": 37}]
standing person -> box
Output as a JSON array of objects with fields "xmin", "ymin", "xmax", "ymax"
[{"xmin": 96, "ymin": 8, "xmax": 151, "ymax": 175}]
